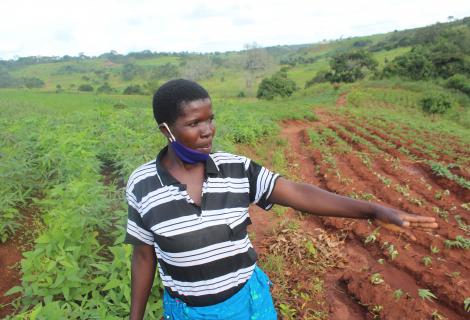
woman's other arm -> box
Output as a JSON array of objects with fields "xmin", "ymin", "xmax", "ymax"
[{"xmin": 130, "ymin": 244, "xmax": 157, "ymax": 320}]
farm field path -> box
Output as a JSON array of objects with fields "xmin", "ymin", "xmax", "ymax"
[
  {"xmin": 249, "ymin": 102, "xmax": 468, "ymax": 319},
  {"xmin": 0, "ymin": 237, "xmax": 22, "ymax": 317},
  {"xmin": 0, "ymin": 206, "xmax": 38, "ymax": 318}
]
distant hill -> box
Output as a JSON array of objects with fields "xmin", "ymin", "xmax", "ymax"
[{"xmin": 0, "ymin": 17, "xmax": 469, "ymax": 98}]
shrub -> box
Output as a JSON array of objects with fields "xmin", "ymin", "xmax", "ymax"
[
  {"xmin": 23, "ymin": 77, "xmax": 45, "ymax": 88},
  {"xmin": 123, "ymin": 84, "xmax": 145, "ymax": 95},
  {"xmin": 97, "ymin": 83, "xmax": 114, "ymax": 94},
  {"xmin": 420, "ymin": 93, "xmax": 453, "ymax": 115},
  {"xmin": 327, "ymin": 50, "xmax": 378, "ymax": 83},
  {"xmin": 305, "ymin": 70, "xmax": 331, "ymax": 88},
  {"xmin": 446, "ymin": 74, "xmax": 470, "ymax": 96},
  {"xmin": 382, "ymin": 48, "xmax": 433, "ymax": 80},
  {"xmin": 257, "ymin": 71, "xmax": 297, "ymax": 100},
  {"xmin": 78, "ymin": 84, "xmax": 94, "ymax": 92}
]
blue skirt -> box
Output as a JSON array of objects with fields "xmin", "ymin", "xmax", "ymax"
[{"xmin": 162, "ymin": 265, "xmax": 277, "ymax": 319}]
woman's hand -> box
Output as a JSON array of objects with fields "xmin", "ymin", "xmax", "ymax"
[{"xmin": 373, "ymin": 205, "xmax": 438, "ymax": 241}]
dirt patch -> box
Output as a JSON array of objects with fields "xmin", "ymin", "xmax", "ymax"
[
  {"xmin": 0, "ymin": 205, "xmax": 41, "ymax": 318},
  {"xmin": 246, "ymin": 106, "xmax": 469, "ymax": 319}
]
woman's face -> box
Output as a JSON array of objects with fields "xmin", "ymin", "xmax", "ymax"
[{"xmin": 168, "ymin": 98, "xmax": 215, "ymax": 154}]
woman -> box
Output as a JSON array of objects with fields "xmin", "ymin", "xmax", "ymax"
[{"xmin": 125, "ymin": 79, "xmax": 437, "ymax": 319}]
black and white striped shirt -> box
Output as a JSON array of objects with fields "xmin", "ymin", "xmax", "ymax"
[{"xmin": 124, "ymin": 146, "xmax": 279, "ymax": 306}]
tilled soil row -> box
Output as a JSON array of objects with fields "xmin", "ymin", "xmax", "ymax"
[
  {"xmin": 337, "ymin": 119, "xmax": 470, "ymax": 203},
  {"xmin": 279, "ymin": 110, "xmax": 468, "ymax": 319},
  {"xmin": 344, "ymin": 116, "xmax": 470, "ymax": 199},
  {"xmin": 304, "ymin": 132, "xmax": 469, "ymax": 318}
]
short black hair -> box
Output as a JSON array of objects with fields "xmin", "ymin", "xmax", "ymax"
[{"xmin": 153, "ymin": 79, "xmax": 210, "ymax": 125}]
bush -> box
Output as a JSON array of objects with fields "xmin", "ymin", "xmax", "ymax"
[
  {"xmin": 327, "ymin": 50, "xmax": 378, "ymax": 83},
  {"xmin": 97, "ymin": 83, "xmax": 114, "ymax": 94},
  {"xmin": 420, "ymin": 93, "xmax": 453, "ymax": 115},
  {"xmin": 305, "ymin": 70, "xmax": 331, "ymax": 88},
  {"xmin": 382, "ymin": 48, "xmax": 433, "ymax": 80},
  {"xmin": 78, "ymin": 84, "xmax": 94, "ymax": 92},
  {"xmin": 123, "ymin": 84, "xmax": 145, "ymax": 95},
  {"xmin": 446, "ymin": 74, "xmax": 470, "ymax": 96},
  {"xmin": 23, "ymin": 77, "xmax": 45, "ymax": 88},
  {"xmin": 257, "ymin": 71, "xmax": 297, "ymax": 100}
]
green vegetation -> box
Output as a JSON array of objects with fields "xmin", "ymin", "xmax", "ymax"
[
  {"xmin": 257, "ymin": 70, "xmax": 297, "ymax": 100},
  {"xmin": 2, "ymin": 16, "xmax": 470, "ymax": 319},
  {"xmin": 444, "ymin": 236, "xmax": 470, "ymax": 249},
  {"xmin": 370, "ymin": 273, "xmax": 384, "ymax": 285},
  {"xmin": 418, "ymin": 289, "xmax": 437, "ymax": 302}
]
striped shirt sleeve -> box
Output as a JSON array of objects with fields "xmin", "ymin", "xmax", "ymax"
[
  {"xmin": 124, "ymin": 182, "xmax": 154, "ymax": 246},
  {"xmin": 246, "ymin": 159, "xmax": 280, "ymax": 210}
]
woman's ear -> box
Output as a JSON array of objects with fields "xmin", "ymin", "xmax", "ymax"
[{"xmin": 158, "ymin": 122, "xmax": 175, "ymax": 142}]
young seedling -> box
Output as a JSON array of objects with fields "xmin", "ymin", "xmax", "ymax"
[
  {"xmin": 461, "ymin": 203, "xmax": 470, "ymax": 211},
  {"xmin": 444, "ymin": 236, "xmax": 470, "ymax": 249},
  {"xmin": 364, "ymin": 227, "xmax": 381, "ymax": 244},
  {"xmin": 371, "ymin": 304, "xmax": 383, "ymax": 317},
  {"xmin": 446, "ymin": 271, "xmax": 460, "ymax": 279},
  {"xmin": 464, "ymin": 297, "xmax": 470, "ymax": 313},
  {"xmin": 432, "ymin": 206, "xmax": 448, "ymax": 221},
  {"xmin": 370, "ymin": 273, "xmax": 384, "ymax": 285},
  {"xmin": 387, "ymin": 244, "xmax": 399, "ymax": 260},
  {"xmin": 431, "ymin": 310, "xmax": 444, "ymax": 320},
  {"xmin": 393, "ymin": 289, "xmax": 404, "ymax": 301},
  {"xmin": 454, "ymin": 215, "xmax": 470, "ymax": 234},
  {"xmin": 418, "ymin": 289, "xmax": 437, "ymax": 302},
  {"xmin": 430, "ymin": 246, "xmax": 440, "ymax": 254},
  {"xmin": 422, "ymin": 256, "xmax": 432, "ymax": 267},
  {"xmin": 377, "ymin": 258, "xmax": 385, "ymax": 265}
]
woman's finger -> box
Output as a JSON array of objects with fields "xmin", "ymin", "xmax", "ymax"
[
  {"xmin": 408, "ymin": 222, "xmax": 438, "ymax": 229},
  {"xmin": 400, "ymin": 214, "xmax": 436, "ymax": 223}
]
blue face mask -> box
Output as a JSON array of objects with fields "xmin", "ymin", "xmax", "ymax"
[{"xmin": 160, "ymin": 123, "xmax": 209, "ymax": 164}]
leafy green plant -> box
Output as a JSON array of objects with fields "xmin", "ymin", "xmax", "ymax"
[
  {"xmin": 418, "ymin": 289, "xmax": 437, "ymax": 302},
  {"xmin": 422, "ymin": 256, "xmax": 432, "ymax": 267},
  {"xmin": 431, "ymin": 310, "xmax": 444, "ymax": 320},
  {"xmin": 444, "ymin": 236, "xmax": 470, "ymax": 249},
  {"xmin": 279, "ymin": 303, "xmax": 297, "ymax": 319},
  {"xmin": 388, "ymin": 244, "xmax": 399, "ymax": 260},
  {"xmin": 430, "ymin": 246, "xmax": 440, "ymax": 254},
  {"xmin": 257, "ymin": 71, "xmax": 297, "ymax": 100},
  {"xmin": 393, "ymin": 289, "xmax": 404, "ymax": 300},
  {"xmin": 464, "ymin": 297, "xmax": 470, "ymax": 313},
  {"xmin": 420, "ymin": 93, "xmax": 454, "ymax": 115},
  {"xmin": 370, "ymin": 273, "xmax": 384, "ymax": 285},
  {"xmin": 364, "ymin": 227, "xmax": 381, "ymax": 244}
]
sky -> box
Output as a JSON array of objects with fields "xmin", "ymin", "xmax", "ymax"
[{"xmin": 1, "ymin": 0, "xmax": 470, "ymax": 59}]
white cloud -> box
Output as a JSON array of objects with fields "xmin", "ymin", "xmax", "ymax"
[{"xmin": 1, "ymin": 0, "xmax": 469, "ymax": 59}]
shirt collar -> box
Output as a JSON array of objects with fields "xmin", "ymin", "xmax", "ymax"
[{"xmin": 155, "ymin": 145, "xmax": 220, "ymax": 186}]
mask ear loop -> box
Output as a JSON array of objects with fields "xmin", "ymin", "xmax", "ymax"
[{"xmin": 159, "ymin": 122, "xmax": 176, "ymax": 143}]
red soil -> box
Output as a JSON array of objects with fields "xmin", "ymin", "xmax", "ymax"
[{"xmin": 248, "ymin": 100, "xmax": 469, "ymax": 319}]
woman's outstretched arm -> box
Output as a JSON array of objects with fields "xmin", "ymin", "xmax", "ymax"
[{"xmin": 268, "ymin": 177, "xmax": 437, "ymax": 231}]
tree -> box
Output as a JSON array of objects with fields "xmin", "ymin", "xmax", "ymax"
[
  {"xmin": 97, "ymin": 83, "xmax": 114, "ymax": 94},
  {"xmin": 327, "ymin": 50, "xmax": 378, "ymax": 83},
  {"xmin": 78, "ymin": 84, "xmax": 94, "ymax": 92},
  {"xmin": 420, "ymin": 93, "xmax": 453, "ymax": 115},
  {"xmin": 123, "ymin": 84, "xmax": 145, "ymax": 95},
  {"xmin": 181, "ymin": 57, "xmax": 213, "ymax": 81},
  {"xmin": 382, "ymin": 47, "xmax": 433, "ymax": 80},
  {"xmin": 243, "ymin": 42, "xmax": 272, "ymax": 89},
  {"xmin": 257, "ymin": 71, "xmax": 297, "ymax": 100},
  {"xmin": 150, "ymin": 63, "xmax": 179, "ymax": 80},
  {"xmin": 122, "ymin": 63, "xmax": 140, "ymax": 81},
  {"xmin": 23, "ymin": 77, "xmax": 45, "ymax": 88}
]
